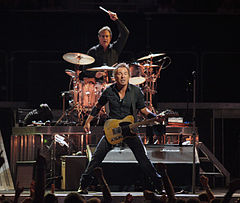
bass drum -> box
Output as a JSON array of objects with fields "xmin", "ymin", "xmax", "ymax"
[{"xmin": 80, "ymin": 78, "xmax": 104, "ymax": 110}]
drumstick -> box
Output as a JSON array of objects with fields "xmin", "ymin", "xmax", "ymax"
[{"xmin": 99, "ymin": 6, "xmax": 109, "ymax": 14}]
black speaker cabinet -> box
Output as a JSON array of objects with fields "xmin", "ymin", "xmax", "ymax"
[
  {"xmin": 61, "ymin": 155, "xmax": 87, "ymax": 190},
  {"xmin": 15, "ymin": 161, "xmax": 36, "ymax": 189}
]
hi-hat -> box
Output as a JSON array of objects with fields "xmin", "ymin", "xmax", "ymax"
[
  {"xmin": 65, "ymin": 69, "xmax": 76, "ymax": 77},
  {"xmin": 63, "ymin": 53, "xmax": 95, "ymax": 65},
  {"xmin": 87, "ymin": 66, "xmax": 116, "ymax": 71},
  {"xmin": 143, "ymin": 64, "xmax": 159, "ymax": 68},
  {"xmin": 137, "ymin": 53, "xmax": 165, "ymax": 61}
]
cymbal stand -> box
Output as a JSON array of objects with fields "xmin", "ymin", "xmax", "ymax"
[
  {"xmin": 144, "ymin": 58, "xmax": 157, "ymax": 113},
  {"xmin": 56, "ymin": 68, "xmax": 84, "ymax": 125},
  {"xmin": 56, "ymin": 92, "xmax": 67, "ymax": 125}
]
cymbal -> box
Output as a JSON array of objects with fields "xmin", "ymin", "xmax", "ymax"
[
  {"xmin": 63, "ymin": 53, "xmax": 95, "ymax": 65},
  {"xmin": 137, "ymin": 53, "xmax": 165, "ymax": 61},
  {"xmin": 65, "ymin": 69, "xmax": 75, "ymax": 77},
  {"xmin": 87, "ymin": 66, "xmax": 116, "ymax": 71},
  {"xmin": 129, "ymin": 62, "xmax": 142, "ymax": 67}
]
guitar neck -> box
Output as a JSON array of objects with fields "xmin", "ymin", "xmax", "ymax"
[{"xmin": 129, "ymin": 117, "xmax": 156, "ymax": 130}]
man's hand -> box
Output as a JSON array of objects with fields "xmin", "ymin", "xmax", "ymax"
[
  {"xmin": 124, "ymin": 193, "xmax": 134, "ymax": 203},
  {"xmin": 30, "ymin": 180, "xmax": 36, "ymax": 199},
  {"xmin": 83, "ymin": 121, "xmax": 91, "ymax": 133},
  {"xmin": 143, "ymin": 190, "xmax": 155, "ymax": 200},
  {"xmin": 200, "ymin": 175, "xmax": 209, "ymax": 188},
  {"xmin": 108, "ymin": 11, "xmax": 118, "ymax": 21}
]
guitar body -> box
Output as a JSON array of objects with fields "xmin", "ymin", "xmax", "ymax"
[
  {"xmin": 104, "ymin": 115, "xmax": 135, "ymax": 145},
  {"xmin": 104, "ymin": 109, "xmax": 178, "ymax": 145}
]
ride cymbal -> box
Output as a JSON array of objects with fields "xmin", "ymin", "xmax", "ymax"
[{"xmin": 63, "ymin": 53, "xmax": 95, "ymax": 65}]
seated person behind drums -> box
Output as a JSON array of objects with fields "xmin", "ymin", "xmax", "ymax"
[{"xmin": 79, "ymin": 10, "xmax": 129, "ymax": 82}]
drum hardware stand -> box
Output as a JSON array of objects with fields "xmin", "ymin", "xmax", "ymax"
[
  {"xmin": 56, "ymin": 91, "xmax": 74, "ymax": 125},
  {"xmin": 143, "ymin": 56, "xmax": 171, "ymax": 114},
  {"xmin": 143, "ymin": 58, "xmax": 161, "ymax": 114},
  {"xmin": 56, "ymin": 68, "xmax": 85, "ymax": 125},
  {"xmin": 45, "ymin": 134, "xmax": 62, "ymax": 189}
]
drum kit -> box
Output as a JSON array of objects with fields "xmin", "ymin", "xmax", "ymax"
[{"xmin": 56, "ymin": 52, "xmax": 171, "ymax": 125}]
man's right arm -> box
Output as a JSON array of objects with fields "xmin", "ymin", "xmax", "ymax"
[
  {"xmin": 114, "ymin": 19, "xmax": 129, "ymax": 54},
  {"xmin": 83, "ymin": 102, "xmax": 103, "ymax": 132}
]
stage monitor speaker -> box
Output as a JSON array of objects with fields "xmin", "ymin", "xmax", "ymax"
[
  {"xmin": 15, "ymin": 161, "xmax": 36, "ymax": 189},
  {"xmin": 88, "ymin": 144, "xmax": 199, "ymax": 191},
  {"xmin": 101, "ymin": 145, "xmax": 199, "ymax": 164},
  {"xmin": 61, "ymin": 155, "xmax": 87, "ymax": 190}
]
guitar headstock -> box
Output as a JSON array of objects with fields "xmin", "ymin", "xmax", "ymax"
[{"xmin": 158, "ymin": 109, "xmax": 179, "ymax": 118}]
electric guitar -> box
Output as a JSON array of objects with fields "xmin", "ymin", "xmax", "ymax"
[{"xmin": 104, "ymin": 110, "xmax": 178, "ymax": 145}]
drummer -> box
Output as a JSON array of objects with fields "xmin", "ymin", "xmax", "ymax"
[{"xmin": 80, "ymin": 9, "xmax": 129, "ymax": 83}]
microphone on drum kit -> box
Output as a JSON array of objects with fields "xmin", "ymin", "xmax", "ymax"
[{"xmin": 157, "ymin": 56, "xmax": 171, "ymax": 69}]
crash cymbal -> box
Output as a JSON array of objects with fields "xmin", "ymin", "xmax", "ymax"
[
  {"xmin": 87, "ymin": 65, "xmax": 116, "ymax": 71},
  {"xmin": 63, "ymin": 53, "xmax": 95, "ymax": 65},
  {"xmin": 65, "ymin": 69, "xmax": 75, "ymax": 77},
  {"xmin": 137, "ymin": 53, "xmax": 165, "ymax": 61}
]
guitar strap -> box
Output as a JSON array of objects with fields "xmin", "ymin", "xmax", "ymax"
[{"xmin": 130, "ymin": 84, "xmax": 137, "ymax": 122}]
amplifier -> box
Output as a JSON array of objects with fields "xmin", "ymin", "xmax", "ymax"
[{"xmin": 61, "ymin": 155, "xmax": 87, "ymax": 190}]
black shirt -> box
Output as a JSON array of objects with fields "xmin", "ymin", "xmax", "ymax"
[
  {"xmin": 81, "ymin": 19, "xmax": 129, "ymax": 79},
  {"xmin": 96, "ymin": 83, "xmax": 145, "ymax": 119}
]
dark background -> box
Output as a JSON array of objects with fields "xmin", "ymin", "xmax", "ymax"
[
  {"xmin": 1, "ymin": 8, "xmax": 240, "ymax": 106},
  {"xmin": 1, "ymin": 0, "xmax": 240, "ymax": 182}
]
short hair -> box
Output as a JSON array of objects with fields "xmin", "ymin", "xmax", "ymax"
[
  {"xmin": 112, "ymin": 63, "xmax": 130, "ymax": 78},
  {"xmin": 87, "ymin": 197, "xmax": 101, "ymax": 203},
  {"xmin": 198, "ymin": 192, "xmax": 209, "ymax": 202},
  {"xmin": 186, "ymin": 197, "xmax": 201, "ymax": 203},
  {"xmin": 98, "ymin": 26, "xmax": 112, "ymax": 37},
  {"xmin": 64, "ymin": 192, "xmax": 85, "ymax": 203},
  {"xmin": 44, "ymin": 193, "xmax": 58, "ymax": 203}
]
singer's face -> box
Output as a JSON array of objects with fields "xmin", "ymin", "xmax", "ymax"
[
  {"xmin": 98, "ymin": 30, "xmax": 111, "ymax": 49},
  {"xmin": 115, "ymin": 67, "xmax": 130, "ymax": 86}
]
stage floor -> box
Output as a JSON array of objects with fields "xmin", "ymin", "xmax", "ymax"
[{"xmin": 1, "ymin": 188, "xmax": 240, "ymax": 203}]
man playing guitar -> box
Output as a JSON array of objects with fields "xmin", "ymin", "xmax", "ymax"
[{"xmin": 78, "ymin": 63, "xmax": 164, "ymax": 194}]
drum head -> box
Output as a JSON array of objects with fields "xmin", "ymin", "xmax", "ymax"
[{"xmin": 129, "ymin": 77, "xmax": 146, "ymax": 85}]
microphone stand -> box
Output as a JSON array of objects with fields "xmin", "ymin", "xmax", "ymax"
[{"xmin": 192, "ymin": 71, "xmax": 197, "ymax": 194}]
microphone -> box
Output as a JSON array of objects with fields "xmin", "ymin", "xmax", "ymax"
[
  {"xmin": 157, "ymin": 56, "xmax": 168, "ymax": 63},
  {"xmin": 192, "ymin": 70, "xmax": 197, "ymax": 79}
]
